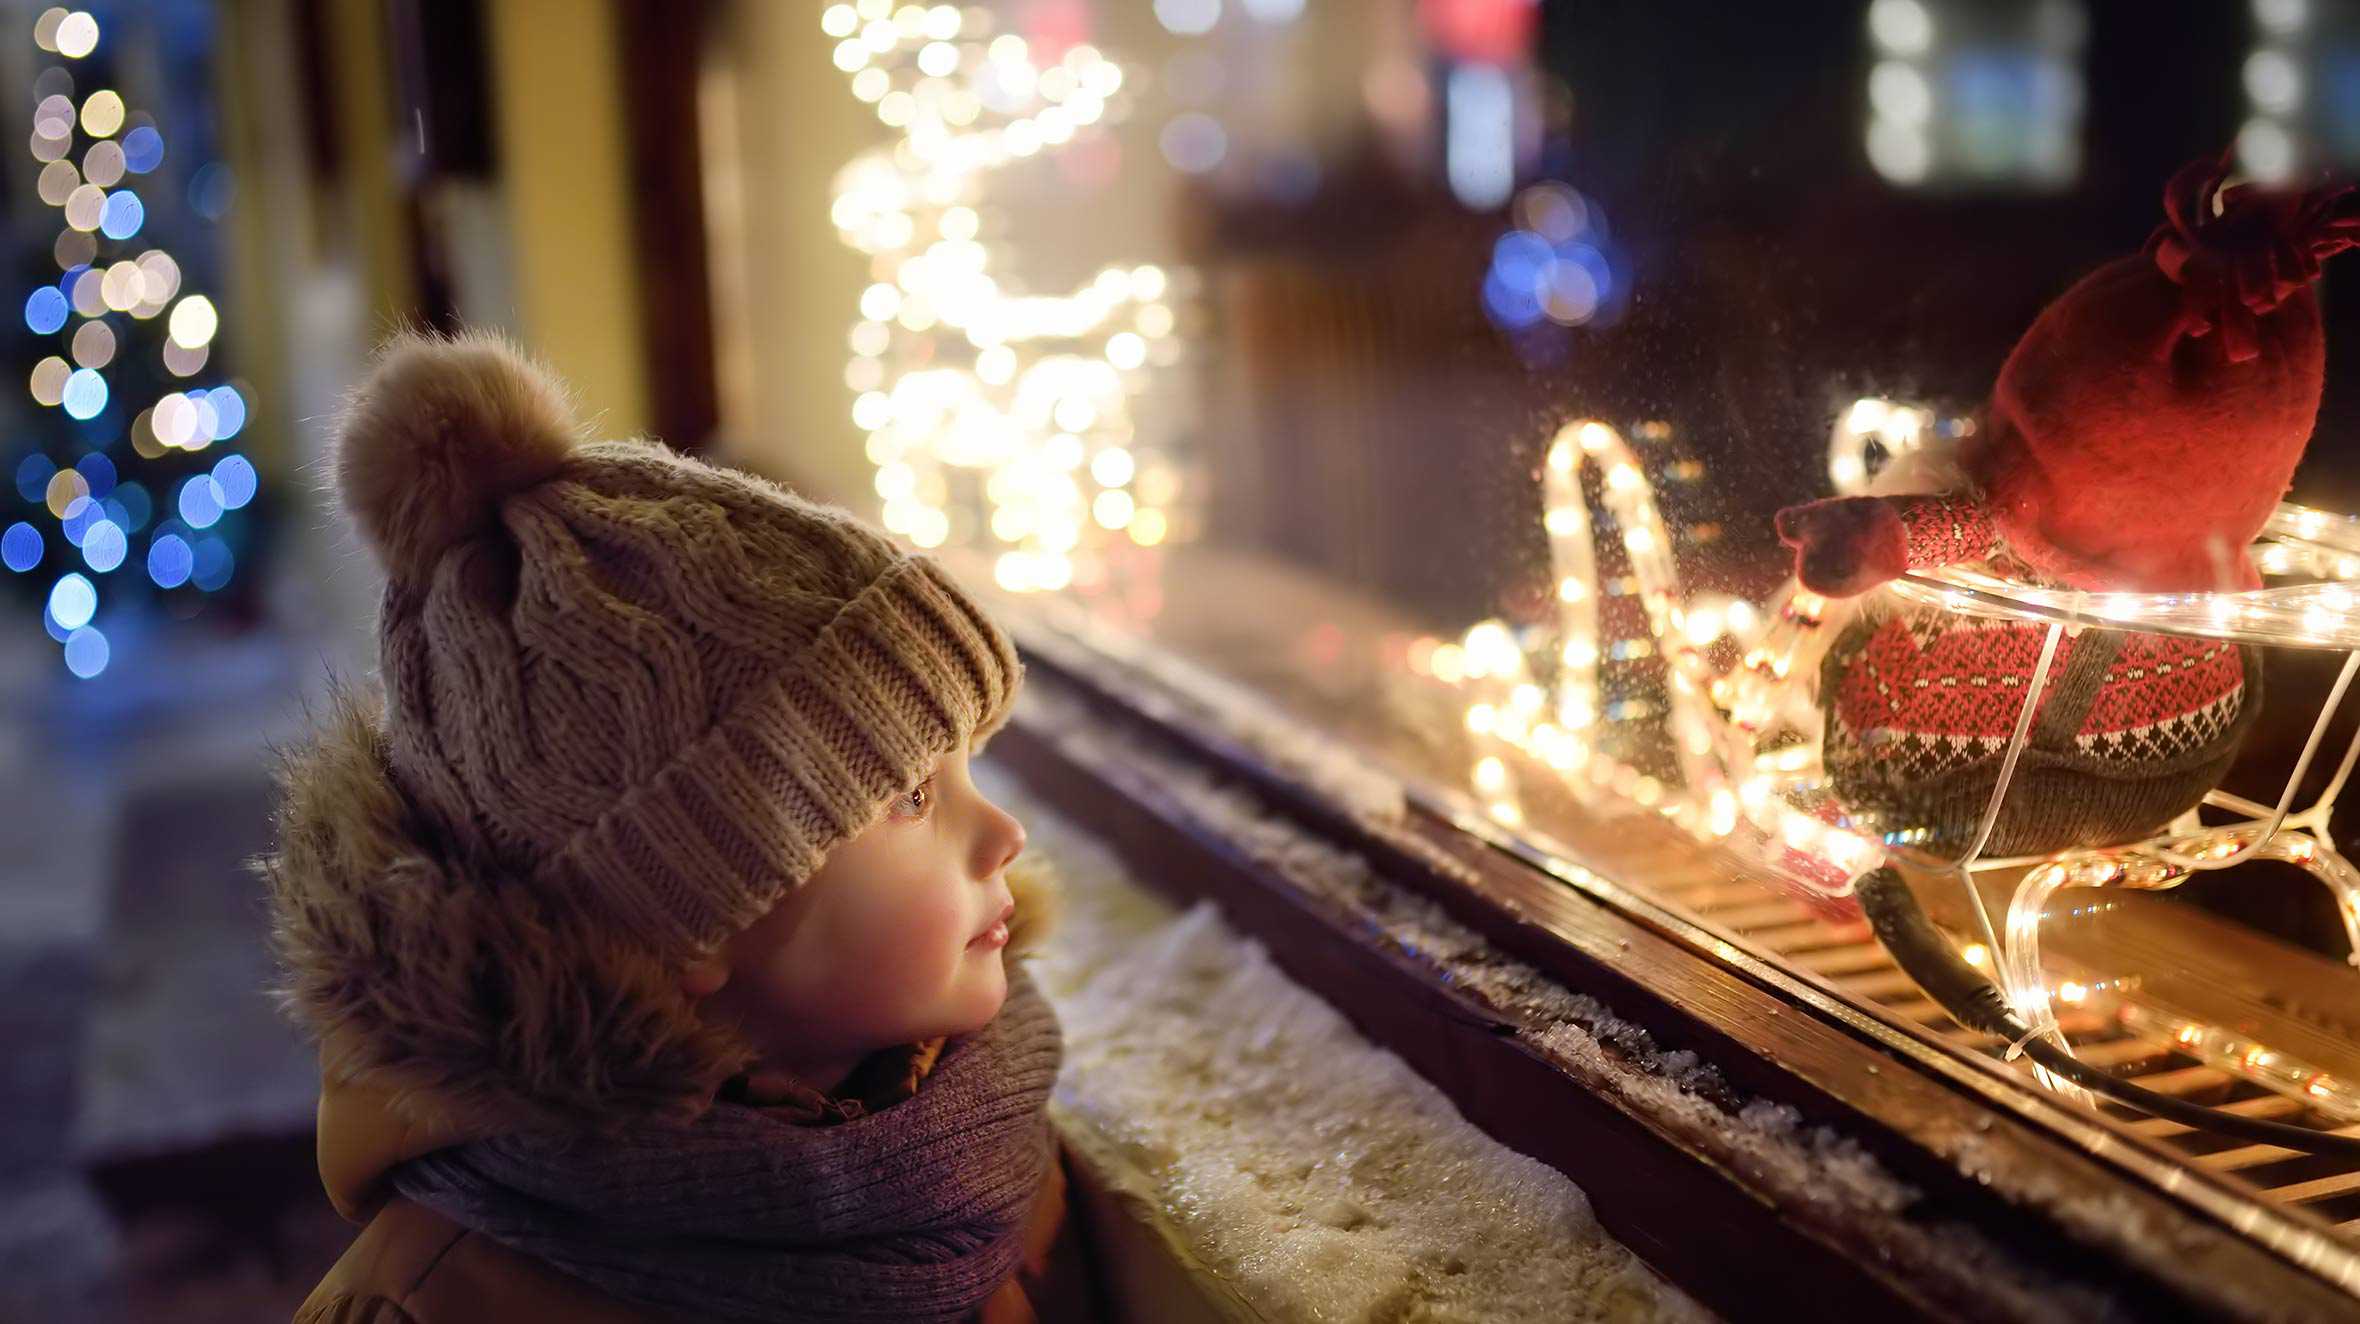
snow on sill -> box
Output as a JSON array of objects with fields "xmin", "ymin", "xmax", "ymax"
[
  {"xmin": 994, "ymin": 767, "xmax": 1709, "ymax": 1322},
  {"xmin": 999, "ymin": 682, "xmax": 2116, "ymax": 1323}
]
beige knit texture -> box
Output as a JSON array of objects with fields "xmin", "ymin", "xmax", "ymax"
[{"xmin": 328, "ymin": 330, "xmax": 1023, "ymax": 958}]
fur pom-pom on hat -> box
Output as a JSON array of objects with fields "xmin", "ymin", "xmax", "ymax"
[{"xmin": 329, "ymin": 328, "xmax": 585, "ymax": 579}]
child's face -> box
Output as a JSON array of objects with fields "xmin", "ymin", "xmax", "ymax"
[{"xmin": 692, "ymin": 740, "xmax": 1028, "ymax": 1083}]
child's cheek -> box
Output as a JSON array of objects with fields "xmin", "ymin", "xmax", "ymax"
[{"xmin": 839, "ymin": 878, "xmax": 981, "ymax": 1015}]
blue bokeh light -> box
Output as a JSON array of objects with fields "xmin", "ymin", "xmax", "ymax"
[
  {"xmin": 25, "ymin": 286, "xmax": 67, "ymax": 335},
  {"xmin": 1480, "ymin": 201, "xmax": 1630, "ymax": 336},
  {"xmin": 61, "ymin": 368, "xmax": 107, "ymax": 420},
  {"xmin": 16, "ymin": 453, "xmax": 56, "ymax": 503},
  {"xmin": 2, "ymin": 522, "xmax": 41, "ymax": 572},
  {"xmin": 61, "ymin": 495, "xmax": 98, "ymax": 546},
  {"xmin": 212, "ymin": 454, "xmax": 256, "ymax": 509},
  {"xmin": 75, "ymin": 451, "xmax": 114, "ymax": 499},
  {"xmin": 48, "ymin": 572, "xmax": 95, "ymax": 630},
  {"xmin": 1482, "ymin": 268, "xmax": 1545, "ymax": 330},
  {"xmin": 206, "ymin": 386, "xmax": 246, "ymax": 440},
  {"xmin": 122, "ymin": 125, "xmax": 163, "ymax": 173},
  {"xmin": 63, "ymin": 625, "xmax": 108, "ymax": 679},
  {"xmin": 99, "ymin": 189, "xmax": 143, "ymax": 240},
  {"xmin": 81, "ymin": 519, "xmax": 123, "ymax": 572},
  {"xmin": 1491, "ymin": 230, "xmax": 1555, "ymax": 292},
  {"xmin": 190, "ymin": 162, "xmax": 233, "ymax": 221},
  {"xmin": 111, "ymin": 482, "xmax": 150, "ymax": 530},
  {"xmin": 147, "ymin": 532, "xmax": 191, "ymax": 588},
  {"xmin": 178, "ymin": 475, "xmax": 223, "ymax": 528}
]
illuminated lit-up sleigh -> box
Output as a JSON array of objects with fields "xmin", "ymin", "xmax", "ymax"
[{"xmin": 1441, "ymin": 401, "xmax": 2360, "ymax": 1147}]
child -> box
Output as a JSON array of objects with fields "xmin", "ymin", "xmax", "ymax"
[{"xmin": 258, "ymin": 330, "xmax": 1090, "ymax": 1322}]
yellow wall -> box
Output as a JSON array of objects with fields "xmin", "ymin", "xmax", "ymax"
[
  {"xmin": 699, "ymin": 1, "xmax": 875, "ymax": 503},
  {"xmin": 325, "ymin": 0, "xmax": 417, "ymax": 332},
  {"xmin": 485, "ymin": 0, "xmax": 650, "ymax": 441}
]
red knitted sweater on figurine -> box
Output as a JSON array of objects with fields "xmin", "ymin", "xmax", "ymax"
[{"xmin": 1813, "ymin": 498, "xmax": 2257, "ymax": 856}]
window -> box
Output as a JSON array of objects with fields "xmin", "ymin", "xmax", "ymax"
[{"xmin": 699, "ymin": 0, "xmax": 2360, "ymax": 1241}]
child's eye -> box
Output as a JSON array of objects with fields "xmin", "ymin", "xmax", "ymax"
[{"xmin": 893, "ymin": 776, "xmax": 935, "ymax": 819}]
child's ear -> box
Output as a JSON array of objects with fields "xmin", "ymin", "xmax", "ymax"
[{"xmin": 680, "ymin": 956, "xmax": 731, "ymax": 999}]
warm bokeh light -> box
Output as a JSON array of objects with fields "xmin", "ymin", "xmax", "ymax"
[
  {"xmin": 79, "ymin": 88, "xmax": 122, "ymax": 137},
  {"xmin": 167, "ymin": 293, "xmax": 218, "ymax": 348},
  {"xmin": 821, "ymin": 5, "xmax": 1193, "ymax": 594},
  {"xmin": 52, "ymin": 10, "xmax": 97, "ymax": 60}
]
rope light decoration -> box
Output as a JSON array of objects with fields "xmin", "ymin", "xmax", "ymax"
[{"xmin": 1430, "ymin": 400, "xmax": 2360, "ymax": 1128}]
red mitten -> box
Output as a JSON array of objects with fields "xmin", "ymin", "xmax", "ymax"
[
  {"xmin": 1776, "ymin": 497, "xmax": 1907, "ymax": 598},
  {"xmin": 1777, "ymin": 493, "xmax": 2002, "ymax": 597}
]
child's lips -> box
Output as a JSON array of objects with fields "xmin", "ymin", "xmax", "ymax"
[{"xmin": 968, "ymin": 900, "xmax": 1015, "ymax": 948}]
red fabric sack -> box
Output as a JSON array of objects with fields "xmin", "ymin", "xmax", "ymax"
[
  {"xmin": 1978, "ymin": 155, "xmax": 2360, "ymax": 592},
  {"xmin": 1780, "ymin": 155, "xmax": 2360, "ymax": 597}
]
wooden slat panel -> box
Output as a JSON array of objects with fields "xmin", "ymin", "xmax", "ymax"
[
  {"xmin": 2200, "ymin": 1127, "xmax": 2360, "ymax": 1174},
  {"xmin": 1909, "ymin": 873, "xmax": 2360, "ymax": 1091},
  {"xmin": 1882, "ymin": 997, "xmax": 1969, "ymax": 1029},
  {"xmin": 2123, "ymin": 1065, "xmax": 2237, "ymax": 1098},
  {"xmin": 2129, "ymin": 1094, "xmax": 2309, "ymax": 1138},
  {"xmin": 2270, "ymin": 1170, "xmax": 2360, "ymax": 1206},
  {"xmin": 1667, "ymin": 879, "xmax": 1781, "ymax": 908},
  {"xmin": 1834, "ymin": 967, "xmax": 1932, "ymax": 1000},
  {"xmin": 1747, "ymin": 919, "xmax": 1877, "ymax": 956}
]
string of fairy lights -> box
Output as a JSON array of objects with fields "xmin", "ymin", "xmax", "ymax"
[
  {"xmin": 822, "ymin": 1, "xmax": 1190, "ymax": 594},
  {"xmin": 5, "ymin": 6, "xmax": 255, "ymax": 679}
]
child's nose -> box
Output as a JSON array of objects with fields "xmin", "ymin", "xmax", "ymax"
[{"xmin": 975, "ymin": 799, "xmax": 1026, "ymax": 879}]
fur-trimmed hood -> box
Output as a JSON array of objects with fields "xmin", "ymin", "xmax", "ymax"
[{"xmin": 254, "ymin": 680, "xmax": 1057, "ymax": 1145}]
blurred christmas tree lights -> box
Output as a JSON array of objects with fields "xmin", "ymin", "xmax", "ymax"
[{"xmin": 5, "ymin": 4, "xmax": 258, "ymax": 679}]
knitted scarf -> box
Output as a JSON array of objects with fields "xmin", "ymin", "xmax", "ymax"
[{"xmin": 391, "ymin": 967, "xmax": 1062, "ymax": 1323}]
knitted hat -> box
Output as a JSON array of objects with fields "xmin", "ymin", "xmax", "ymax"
[{"xmin": 327, "ymin": 329, "xmax": 1023, "ymax": 959}]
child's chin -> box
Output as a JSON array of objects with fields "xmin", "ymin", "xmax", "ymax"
[{"xmin": 952, "ymin": 958, "xmax": 1009, "ymax": 1027}]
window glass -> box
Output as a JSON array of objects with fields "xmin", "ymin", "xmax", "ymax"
[{"xmin": 705, "ymin": 0, "xmax": 2360, "ymax": 1192}]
